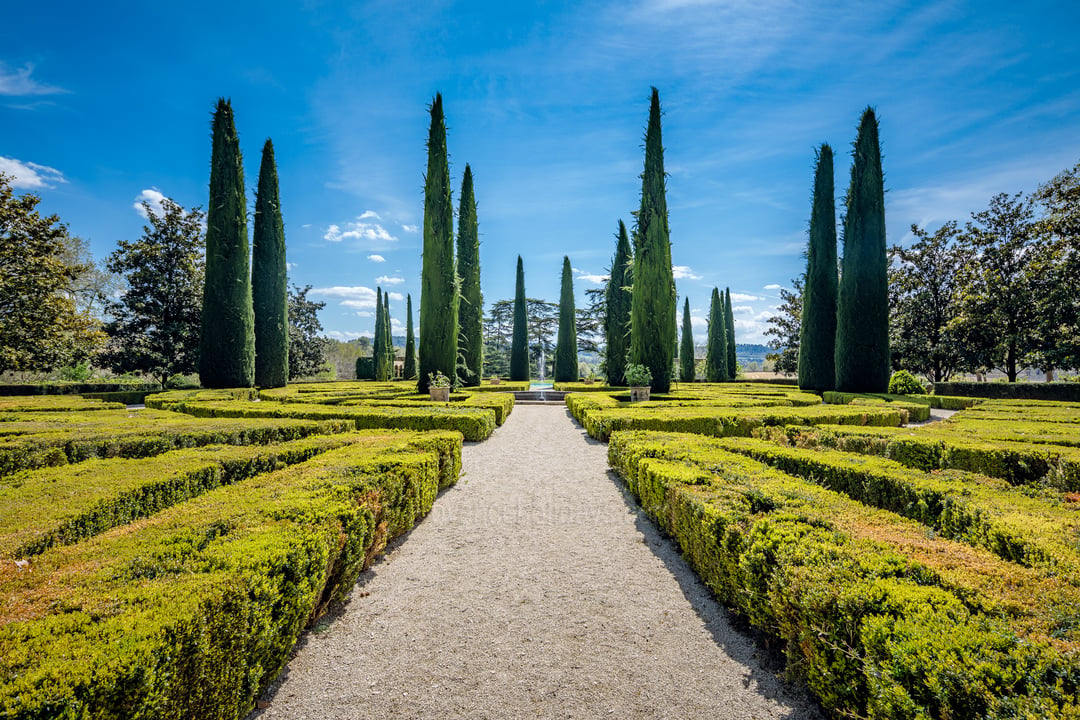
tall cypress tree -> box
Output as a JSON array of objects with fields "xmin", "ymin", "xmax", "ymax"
[
  {"xmin": 629, "ymin": 87, "xmax": 676, "ymax": 393},
  {"xmin": 383, "ymin": 290, "xmax": 393, "ymax": 379},
  {"xmin": 836, "ymin": 108, "xmax": 890, "ymax": 392},
  {"xmin": 679, "ymin": 297, "xmax": 695, "ymax": 382},
  {"xmin": 404, "ymin": 293, "xmax": 417, "ymax": 380},
  {"xmin": 604, "ymin": 220, "xmax": 633, "ymax": 386},
  {"xmin": 252, "ymin": 138, "xmax": 289, "ymax": 388},
  {"xmin": 724, "ymin": 288, "xmax": 737, "ymax": 380},
  {"xmin": 418, "ymin": 93, "xmax": 457, "ymax": 392},
  {"xmin": 510, "ymin": 255, "xmax": 528, "ymax": 381},
  {"xmin": 799, "ymin": 144, "xmax": 839, "ymax": 392},
  {"xmin": 456, "ymin": 164, "xmax": 483, "ymax": 386},
  {"xmin": 554, "ymin": 256, "xmax": 578, "ymax": 382},
  {"xmin": 705, "ymin": 287, "xmax": 728, "ymax": 382},
  {"xmin": 373, "ymin": 286, "xmax": 388, "ymax": 381},
  {"xmin": 200, "ymin": 98, "xmax": 254, "ymax": 388}
]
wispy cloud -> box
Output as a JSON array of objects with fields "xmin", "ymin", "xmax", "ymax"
[
  {"xmin": 0, "ymin": 156, "xmax": 66, "ymax": 189},
  {"xmin": 375, "ymin": 275, "xmax": 405, "ymax": 285},
  {"xmin": 324, "ymin": 212, "xmax": 398, "ymax": 245},
  {"xmin": 388, "ymin": 291, "xmax": 404, "ymax": 301},
  {"xmin": 367, "ymin": 254, "xmax": 386, "ymax": 263},
  {"xmin": 402, "ymin": 224, "xmax": 419, "ymax": 233},
  {"xmin": 312, "ymin": 285, "xmax": 377, "ymax": 310},
  {"xmin": 325, "ymin": 330, "xmax": 368, "ymax": 341},
  {"xmin": 573, "ymin": 267, "xmax": 609, "ymax": 285},
  {"xmin": 731, "ymin": 292, "xmax": 763, "ymax": 302},
  {"xmin": 0, "ymin": 62, "xmax": 67, "ymax": 96},
  {"xmin": 672, "ymin": 265, "xmax": 702, "ymax": 280},
  {"xmin": 763, "ymin": 283, "xmax": 783, "ymax": 291}
]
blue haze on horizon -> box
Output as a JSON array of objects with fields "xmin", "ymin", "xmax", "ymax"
[{"xmin": 2, "ymin": 0, "xmax": 1079, "ymax": 345}]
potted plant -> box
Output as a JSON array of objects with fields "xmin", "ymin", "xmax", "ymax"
[
  {"xmin": 583, "ymin": 372, "xmax": 595, "ymax": 385},
  {"xmin": 490, "ymin": 375, "xmax": 501, "ymax": 385},
  {"xmin": 625, "ymin": 363, "xmax": 652, "ymax": 402},
  {"xmin": 428, "ymin": 371, "xmax": 451, "ymax": 402}
]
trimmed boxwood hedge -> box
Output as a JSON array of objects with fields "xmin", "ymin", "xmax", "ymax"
[
  {"xmin": 0, "ymin": 396, "xmax": 126, "ymax": 412},
  {"xmin": 608, "ymin": 430, "xmax": 1080, "ymax": 719},
  {"xmin": 0, "ymin": 382, "xmax": 162, "ymax": 396},
  {"xmin": 0, "ymin": 431, "xmax": 461, "ymax": 720},
  {"xmin": 934, "ymin": 381, "xmax": 1080, "ymax": 402}
]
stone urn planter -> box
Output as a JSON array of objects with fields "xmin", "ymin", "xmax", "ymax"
[
  {"xmin": 429, "ymin": 386, "xmax": 450, "ymax": 402},
  {"xmin": 490, "ymin": 377, "xmax": 501, "ymax": 385},
  {"xmin": 582, "ymin": 378, "xmax": 594, "ymax": 385},
  {"xmin": 629, "ymin": 386, "xmax": 651, "ymax": 402}
]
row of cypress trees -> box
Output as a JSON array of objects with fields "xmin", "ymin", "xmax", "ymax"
[
  {"xmin": 798, "ymin": 108, "xmax": 889, "ymax": 393},
  {"xmin": 200, "ymin": 98, "xmax": 289, "ymax": 389},
  {"xmin": 417, "ymin": 94, "xmax": 484, "ymax": 392},
  {"xmin": 373, "ymin": 287, "xmax": 394, "ymax": 380}
]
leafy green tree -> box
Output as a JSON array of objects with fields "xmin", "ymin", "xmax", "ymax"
[
  {"xmin": 1035, "ymin": 162, "xmax": 1080, "ymax": 371},
  {"xmin": 287, "ymin": 284, "xmax": 328, "ymax": 380},
  {"xmin": 679, "ymin": 297, "xmax": 695, "ymax": 382},
  {"xmin": 482, "ymin": 298, "xmax": 513, "ymax": 378},
  {"xmin": 629, "ymin": 88, "xmax": 676, "ymax": 393},
  {"xmin": 724, "ymin": 288, "xmax": 737, "ymax": 380},
  {"xmin": 456, "ymin": 164, "xmax": 483, "ymax": 386},
  {"xmin": 418, "ymin": 93, "xmax": 458, "ymax": 392},
  {"xmin": 554, "ymin": 256, "xmax": 578, "ymax": 382},
  {"xmin": 102, "ymin": 197, "xmax": 205, "ymax": 384},
  {"xmin": 0, "ymin": 174, "xmax": 104, "ymax": 374},
  {"xmin": 510, "ymin": 256, "xmax": 529, "ymax": 380},
  {"xmin": 952, "ymin": 192, "xmax": 1044, "ymax": 381},
  {"xmin": 252, "ymin": 138, "xmax": 289, "ymax": 388},
  {"xmin": 404, "ymin": 293, "xmax": 417, "ymax": 380},
  {"xmin": 704, "ymin": 288, "xmax": 728, "ymax": 382},
  {"xmin": 888, "ymin": 222, "xmax": 966, "ymax": 382},
  {"xmin": 605, "ymin": 220, "xmax": 633, "ymax": 385},
  {"xmin": 527, "ymin": 298, "xmax": 560, "ymax": 380},
  {"xmin": 797, "ymin": 144, "xmax": 838, "ymax": 392},
  {"xmin": 765, "ymin": 278, "xmax": 803, "ymax": 376},
  {"xmin": 578, "ymin": 287, "xmax": 606, "ymax": 355},
  {"xmin": 200, "ymin": 98, "xmax": 255, "ymax": 388},
  {"xmin": 835, "ymin": 107, "xmax": 889, "ymax": 392}
]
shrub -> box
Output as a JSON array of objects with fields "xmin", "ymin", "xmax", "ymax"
[
  {"xmin": 888, "ymin": 369, "xmax": 925, "ymax": 395},
  {"xmin": 625, "ymin": 363, "xmax": 652, "ymax": 387}
]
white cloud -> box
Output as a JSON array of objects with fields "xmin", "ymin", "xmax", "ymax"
[
  {"xmin": 573, "ymin": 268, "xmax": 610, "ymax": 285},
  {"xmin": 285, "ymin": 262, "xmax": 296, "ymax": 270},
  {"xmin": 0, "ymin": 156, "xmax": 66, "ymax": 189},
  {"xmin": 402, "ymin": 224, "xmax": 419, "ymax": 233},
  {"xmin": 323, "ymin": 214, "xmax": 397, "ymax": 244},
  {"xmin": 672, "ymin": 265, "xmax": 702, "ymax": 280},
  {"xmin": 733, "ymin": 305, "xmax": 754, "ymax": 314},
  {"xmin": 133, "ymin": 188, "xmax": 168, "ymax": 219},
  {"xmin": 325, "ymin": 330, "xmax": 368, "ymax": 341},
  {"xmin": 731, "ymin": 292, "xmax": 763, "ymax": 302},
  {"xmin": 301, "ymin": 223, "xmax": 312, "ymax": 229},
  {"xmin": 390, "ymin": 318, "xmax": 404, "ymax": 331},
  {"xmin": 312, "ymin": 285, "xmax": 377, "ymax": 310},
  {"xmin": 354, "ymin": 311, "xmax": 374, "ymax": 318},
  {"xmin": 359, "ymin": 210, "xmax": 381, "ymax": 220},
  {"xmin": 388, "ymin": 292, "xmax": 404, "ymax": 301},
  {"xmin": 763, "ymin": 283, "xmax": 783, "ymax": 291},
  {"xmin": 375, "ymin": 275, "xmax": 405, "ymax": 285},
  {"xmin": 367, "ymin": 254, "xmax": 386, "ymax": 263},
  {"xmin": 0, "ymin": 63, "xmax": 67, "ymax": 96}
]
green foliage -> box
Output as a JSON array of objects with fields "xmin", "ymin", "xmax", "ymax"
[
  {"xmin": 1035, "ymin": 162, "xmax": 1080, "ymax": 371},
  {"xmin": 704, "ymin": 288, "xmax": 728, "ymax": 382},
  {"xmin": 374, "ymin": 287, "xmax": 389, "ymax": 381},
  {"xmin": 605, "ymin": 220, "xmax": 633, "ymax": 386},
  {"xmin": 354, "ymin": 356, "xmax": 373, "ymax": 380},
  {"xmin": 798, "ymin": 144, "xmax": 837, "ymax": 392},
  {"xmin": 888, "ymin": 369, "xmax": 925, "ymax": 395},
  {"xmin": 200, "ymin": 99, "xmax": 255, "ymax": 389},
  {"xmin": 510, "ymin": 256, "xmax": 529, "ymax": 381},
  {"xmin": 418, "ymin": 93, "xmax": 458, "ymax": 393},
  {"xmin": 624, "ymin": 363, "xmax": 652, "ymax": 387},
  {"xmin": 679, "ymin": 298, "xmax": 695, "ymax": 382},
  {"xmin": 404, "ymin": 294, "xmax": 417, "ymax": 380},
  {"xmin": 0, "ymin": 174, "xmax": 103, "ymax": 374},
  {"xmin": 764, "ymin": 278, "xmax": 802, "ymax": 375},
  {"xmin": 287, "ymin": 284, "xmax": 328, "ymax": 381},
  {"xmin": 934, "ymin": 381, "xmax": 1080, "ymax": 401},
  {"xmin": 456, "ymin": 165, "xmax": 483, "ymax": 386},
  {"xmin": 554, "ymin": 256, "xmax": 578, "ymax": 382},
  {"xmin": 723, "ymin": 289, "xmax": 736, "ymax": 381},
  {"xmin": 836, "ymin": 107, "xmax": 890, "ymax": 392},
  {"xmin": 252, "ymin": 139, "xmax": 289, "ymax": 389},
  {"xmin": 427, "ymin": 371, "xmax": 451, "ymax": 388},
  {"xmin": 629, "ymin": 88, "xmax": 676, "ymax": 393}
]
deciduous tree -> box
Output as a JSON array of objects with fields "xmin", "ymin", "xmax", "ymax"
[
  {"xmin": 287, "ymin": 284, "xmax": 328, "ymax": 380},
  {"xmin": 765, "ymin": 278, "xmax": 803, "ymax": 376}
]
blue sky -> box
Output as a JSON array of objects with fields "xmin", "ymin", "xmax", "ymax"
[{"xmin": 2, "ymin": 0, "xmax": 1079, "ymax": 345}]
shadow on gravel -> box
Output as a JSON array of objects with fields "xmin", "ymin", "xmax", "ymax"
[{"xmin": 563, "ymin": 409, "xmax": 823, "ymax": 720}]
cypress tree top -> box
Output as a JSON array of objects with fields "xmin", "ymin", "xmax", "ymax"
[
  {"xmin": 554, "ymin": 255, "xmax": 578, "ymax": 382},
  {"xmin": 605, "ymin": 220, "xmax": 633, "ymax": 386},
  {"xmin": 724, "ymin": 288, "xmax": 737, "ymax": 381},
  {"xmin": 252, "ymin": 138, "xmax": 289, "ymax": 389},
  {"xmin": 456, "ymin": 163, "xmax": 483, "ymax": 386},
  {"xmin": 836, "ymin": 107, "xmax": 890, "ymax": 393},
  {"xmin": 404, "ymin": 293, "xmax": 417, "ymax": 380},
  {"xmin": 679, "ymin": 297, "xmax": 695, "ymax": 383},
  {"xmin": 705, "ymin": 287, "xmax": 728, "ymax": 382},
  {"xmin": 510, "ymin": 255, "xmax": 529, "ymax": 381},
  {"xmin": 798, "ymin": 143, "xmax": 838, "ymax": 392},
  {"xmin": 200, "ymin": 98, "xmax": 254, "ymax": 388}
]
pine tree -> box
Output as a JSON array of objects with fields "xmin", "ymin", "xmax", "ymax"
[
  {"xmin": 798, "ymin": 144, "xmax": 838, "ymax": 392},
  {"xmin": 456, "ymin": 164, "xmax": 483, "ymax": 386},
  {"xmin": 836, "ymin": 108, "xmax": 890, "ymax": 392},
  {"xmin": 679, "ymin": 297, "xmax": 695, "ymax": 382},
  {"xmin": 705, "ymin": 287, "xmax": 728, "ymax": 382},
  {"xmin": 605, "ymin": 220, "xmax": 633, "ymax": 386},
  {"xmin": 510, "ymin": 255, "xmax": 529, "ymax": 381},
  {"xmin": 629, "ymin": 88, "xmax": 676, "ymax": 393},
  {"xmin": 404, "ymin": 293, "xmax": 417, "ymax": 380},
  {"xmin": 554, "ymin": 256, "xmax": 578, "ymax": 382},
  {"xmin": 252, "ymin": 139, "xmax": 289, "ymax": 388},
  {"xmin": 418, "ymin": 93, "xmax": 458, "ymax": 393},
  {"xmin": 200, "ymin": 98, "xmax": 254, "ymax": 388},
  {"xmin": 724, "ymin": 288, "xmax": 737, "ymax": 380},
  {"xmin": 373, "ymin": 286, "xmax": 388, "ymax": 381}
]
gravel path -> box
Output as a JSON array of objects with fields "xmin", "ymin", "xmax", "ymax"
[{"xmin": 253, "ymin": 405, "xmax": 821, "ymax": 719}]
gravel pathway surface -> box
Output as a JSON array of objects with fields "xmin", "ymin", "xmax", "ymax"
[{"xmin": 253, "ymin": 405, "xmax": 822, "ymax": 720}]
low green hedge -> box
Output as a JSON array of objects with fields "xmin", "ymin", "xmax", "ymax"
[
  {"xmin": 715, "ymin": 435, "xmax": 1080, "ymax": 571},
  {"xmin": 80, "ymin": 390, "xmax": 154, "ymax": 405},
  {"xmin": 1, "ymin": 433, "xmax": 373, "ymax": 558},
  {"xmin": 145, "ymin": 388, "xmax": 260, "ymax": 409},
  {"xmin": 167, "ymin": 400, "xmax": 497, "ymax": 441},
  {"xmin": 822, "ymin": 390, "xmax": 978, "ymax": 412},
  {"xmin": 608, "ymin": 430, "xmax": 1080, "ymax": 719},
  {"xmin": 0, "ymin": 382, "xmax": 161, "ymax": 396},
  {"xmin": 0, "ymin": 396, "xmax": 126, "ymax": 412},
  {"xmin": 934, "ymin": 381, "xmax": 1080, "ymax": 402},
  {"xmin": 464, "ymin": 381, "xmax": 529, "ymax": 392},
  {"xmin": 0, "ymin": 413, "xmax": 352, "ymax": 477},
  {"xmin": 0, "ymin": 431, "xmax": 461, "ymax": 720}
]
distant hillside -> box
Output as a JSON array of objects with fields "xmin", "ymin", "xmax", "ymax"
[{"xmin": 736, "ymin": 343, "xmax": 771, "ymax": 361}]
